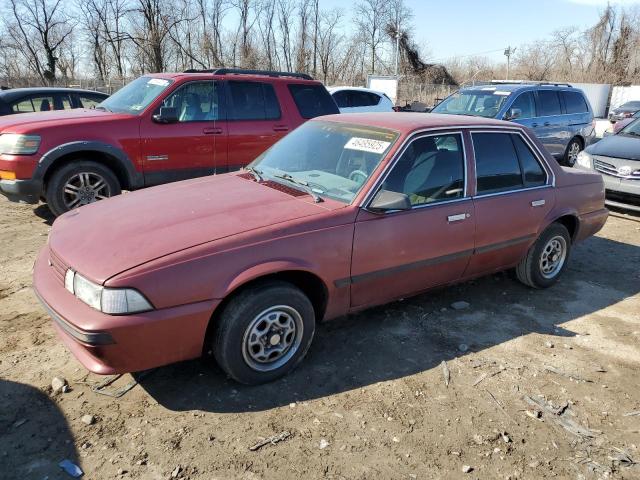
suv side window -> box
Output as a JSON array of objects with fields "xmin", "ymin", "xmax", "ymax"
[
  {"xmin": 77, "ymin": 94, "xmax": 104, "ymax": 109},
  {"xmin": 227, "ymin": 81, "xmax": 280, "ymax": 121},
  {"xmin": 562, "ymin": 91, "xmax": 589, "ymax": 114},
  {"xmin": 162, "ymin": 81, "xmax": 221, "ymax": 122},
  {"xmin": 473, "ymin": 132, "xmax": 523, "ymax": 194},
  {"xmin": 383, "ymin": 133, "xmax": 465, "ymax": 207},
  {"xmin": 288, "ymin": 84, "xmax": 340, "ymax": 119},
  {"xmin": 509, "ymin": 91, "xmax": 536, "ymax": 119},
  {"xmin": 537, "ymin": 90, "xmax": 562, "ymax": 116}
]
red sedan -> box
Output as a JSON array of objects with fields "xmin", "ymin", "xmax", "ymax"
[{"xmin": 33, "ymin": 113, "xmax": 608, "ymax": 384}]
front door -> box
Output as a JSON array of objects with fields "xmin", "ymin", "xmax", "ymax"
[
  {"xmin": 465, "ymin": 131, "xmax": 554, "ymax": 277},
  {"xmin": 140, "ymin": 80, "xmax": 227, "ymax": 186},
  {"xmin": 350, "ymin": 132, "xmax": 475, "ymax": 308}
]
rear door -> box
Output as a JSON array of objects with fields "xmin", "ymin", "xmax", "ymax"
[
  {"xmin": 350, "ymin": 131, "xmax": 475, "ymax": 308},
  {"xmin": 534, "ymin": 89, "xmax": 566, "ymax": 156},
  {"xmin": 465, "ymin": 131, "xmax": 554, "ymax": 277},
  {"xmin": 560, "ymin": 90, "xmax": 592, "ymax": 139}
]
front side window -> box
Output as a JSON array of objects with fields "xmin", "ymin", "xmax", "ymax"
[
  {"xmin": 250, "ymin": 121, "xmax": 397, "ymax": 203},
  {"xmin": 509, "ymin": 92, "xmax": 536, "ymax": 119},
  {"xmin": 161, "ymin": 81, "xmax": 220, "ymax": 122},
  {"xmin": 432, "ymin": 90, "xmax": 510, "ymax": 118},
  {"xmin": 562, "ymin": 91, "xmax": 589, "ymax": 114},
  {"xmin": 78, "ymin": 94, "xmax": 104, "ymax": 109},
  {"xmin": 383, "ymin": 133, "xmax": 465, "ymax": 206},
  {"xmin": 537, "ymin": 90, "xmax": 562, "ymax": 116},
  {"xmin": 288, "ymin": 84, "xmax": 339, "ymax": 119},
  {"xmin": 100, "ymin": 76, "xmax": 173, "ymax": 115},
  {"xmin": 227, "ymin": 81, "xmax": 280, "ymax": 121}
]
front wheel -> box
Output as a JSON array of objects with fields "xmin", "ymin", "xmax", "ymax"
[
  {"xmin": 563, "ymin": 138, "xmax": 583, "ymax": 167},
  {"xmin": 212, "ymin": 281, "xmax": 316, "ymax": 385},
  {"xmin": 516, "ymin": 223, "xmax": 571, "ymax": 289}
]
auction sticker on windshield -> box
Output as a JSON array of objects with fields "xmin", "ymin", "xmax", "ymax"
[
  {"xmin": 148, "ymin": 78, "xmax": 170, "ymax": 87},
  {"xmin": 345, "ymin": 137, "xmax": 391, "ymax": 154}
]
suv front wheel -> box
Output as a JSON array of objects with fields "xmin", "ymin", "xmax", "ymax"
[
  {"xmin": 563, "ymin": 138, "xmax": 583, "ymax": 167},
  {"xmin": 45, "ymin": 161, "xmax": 121, "ymax": 216}
]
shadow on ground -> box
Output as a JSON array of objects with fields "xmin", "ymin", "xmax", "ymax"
[
  {"xmin": 0, "ymin": 380, "xmax": 79, "ymax": 479},
  {"xmin": 137, "ymin": 235, "xmax": 639, "ymax": 414},
  {"xmin": 33, "ymin": 204, "xmax": 55, "ymax": 226}
]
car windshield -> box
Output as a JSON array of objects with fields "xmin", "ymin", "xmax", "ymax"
[
  {"xmin": 99, "ymin": 76, "xmax": 173, "ymax": 115},
  {"xmin": 432, "ymin": 89, "xmax": 511, "ymax": 118},
  {"xmin": 620, "ymin": 101, "xmax": 640, "ymax": 109},
  {"xmin": 249, "ymin": 121, "xmax": 398, "ymax": 204},
  {"xmin": 620, "ymin": 118, "xmax": 640, "ymax": 136}
]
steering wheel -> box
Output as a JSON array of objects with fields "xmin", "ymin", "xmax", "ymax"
[{"xmin": 348, "ymin": 170, "xmax": 368, "ymax": 184}]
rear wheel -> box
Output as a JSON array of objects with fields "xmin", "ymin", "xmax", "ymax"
[
  {"xmin": 212, "ymin": 281, "xmax": 315, "ymax": 385},
  {"xmin": 563, "ymin": 138, "xmax": 582, "ymax": 167},
  {"xmin": 45, "ymin": 161, "xmax": 120, "ymax": 216},
  {"xmin": 516, "ymin": 223, "xmax": 571, "ymax": 289}
]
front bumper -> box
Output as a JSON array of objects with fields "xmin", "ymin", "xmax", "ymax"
[
  {"xmin": 600, "ymin": 172, "xmax": 640, "ymax": 213},
  {"xmin": 0, "ymin": 178, "xmax": 41, "ymax": 204},
  {"xmin": 33, "ymin": 247, "xmax": 220, "ymax": 374}
]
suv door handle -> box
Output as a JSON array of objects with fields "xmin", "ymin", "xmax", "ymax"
[
  {"xmin": 203, "ymin": 127, "xmax": 223, "ymax": 135},
  {"xmin": 273, "ymin": 125, "xmax": 289, "ymax": 132},
  {"xmin": 447, "ymin": 213, "xmax": 470, "ymax": 222}
]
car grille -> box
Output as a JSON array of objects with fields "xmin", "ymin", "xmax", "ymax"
[
  {"xmin": 49, "ymin": 248, "xmax": 69, "ymax": 286},
  {"xmin": 594, "ymin": 158, "xmax": 640, "ymax": 180}
]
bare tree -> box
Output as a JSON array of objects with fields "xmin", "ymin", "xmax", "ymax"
[
  {"xmin": 354, "ymin": 0, "xmax": 388, "ymax": 74},
  {"xmin": 317, "ymin": 8, "xmax": 343, "ymax": 83}
]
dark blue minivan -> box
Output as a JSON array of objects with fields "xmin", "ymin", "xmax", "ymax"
[{"xmin": 432, "ymin": 83, "xmax": 595, "ymax": 166}]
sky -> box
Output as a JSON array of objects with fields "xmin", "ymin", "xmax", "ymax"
[{"xmin": 322, "ymin": 0, "xmax": 640, "ymax": 64}]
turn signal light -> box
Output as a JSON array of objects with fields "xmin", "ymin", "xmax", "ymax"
[{"xmin": 0, "ymin": 170, "xmax": 16, "ymax": 180}]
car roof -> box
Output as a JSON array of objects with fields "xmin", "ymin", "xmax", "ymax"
[
  {"xmin": 316, "ymin": 112, "xmax": 520, "ymax": 134},
  {"xmin": 0, "ymin": 87, "xmax": 107, "ymax": 101},
  {"xmin": 327, "ymin": 86, "xmax": 385, "ymax": 95},
  {"xmin": 149, "ymin": 72, "xmax": 320, "ymax": 84},
  {"xmin": 460, "ymin": 83, "xmax": 576, "ymax": 93}
]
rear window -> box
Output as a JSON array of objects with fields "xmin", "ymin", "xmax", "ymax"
[
  {"xmin": 537, "ymin": 90, "xmax": 562, "ymax": 116},
  {"xmin": 288, "ymin": 84, "xmax": 339, "ymax": 119},
  {"xmin": 562, "ymin": 91, "xmax": 589, "ymax": 114},
  {"xmin": 228, "ymin": 81, "xmax": 281, "ymax": 120}
]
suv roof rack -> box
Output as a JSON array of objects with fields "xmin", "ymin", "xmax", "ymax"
[
  {"xmin": 489, "ymin": 80, "xmax": 573, "ymax": 87},
  {"xmin": 183, "ymin": 68, "xmax": 313, "ymax": 80}
]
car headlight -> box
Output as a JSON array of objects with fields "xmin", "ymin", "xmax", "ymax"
[
  {"xmin": 576, "ymin": 151, "xmax": 592, "ymax": 169},
  {"xmin": 65, "ymin": 269, "xmax": 153, "ymax": 314},
  {"xmin": 0, "ymin": 134, "xmax": 41, "ymax": 155}
]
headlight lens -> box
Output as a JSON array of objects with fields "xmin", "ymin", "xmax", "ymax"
[
  {"xmin": 0, "ymin": 134, "xmax": 41, "ymax": 155},
  {"xmin": 576, "ymin": 151, "xmax": 592, "ymax": 169},
  {"xmin": 65, "ymin": 269, "xmax": 153, "ymax": 314}
]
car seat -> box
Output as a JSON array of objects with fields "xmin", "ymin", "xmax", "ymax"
[{"xmin": 179, "ymin": 93, "xmax": 204, "ymax": 121}]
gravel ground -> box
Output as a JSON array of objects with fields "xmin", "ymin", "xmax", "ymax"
[{"xmin": 1, "ymin": 195, "xmax": 639, "ymax": 480}]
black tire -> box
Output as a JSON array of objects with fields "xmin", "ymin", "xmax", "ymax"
[
  {"xmin": 516, "ymin": 223, "xmax": 571, "ymax": 289},
  {"xmin": 45, "ymin": 161, "xmax": 121, "ymax": 216},
  {"xmin": 213, "ymin": 281, "xmax": 315, "ymax": 385},
  {"xmin": 563, "ymin": 137, "xmax": 583, "ymax": 167}
]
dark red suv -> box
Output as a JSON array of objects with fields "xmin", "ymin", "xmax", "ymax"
[{"xmin": 0, "ymin": 69, "xmax": 338, "ymax": 215}]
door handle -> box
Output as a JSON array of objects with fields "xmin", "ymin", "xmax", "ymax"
[
  {"xmin": 531, "ymin": 199, "xmax": 546, "ymax": 207},
  {"xmin": 273, "ymin": 125, "xmax": 289, "ymax": 132},
  {"xmin": 543, "ymin": 122, "xmax": 551, "ymax": 127},
  {"xmin": 203, "ymin": 127, "xmax": 223, "ymax": 135},
  {"xmin": 531, "ymin": 123, "xmax": 539, "ymax": 128},
  {"xmin": 447, "ymin": 213, "xmax": 470, "ymax": 222}
]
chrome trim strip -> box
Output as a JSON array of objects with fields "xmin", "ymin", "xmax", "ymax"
[
  {"xmin": 146, "ymin": 155, "xmax": 169, "ymax": 161},
  {"xmin": 34, "ymin": 289, "xmax": 115, "ymax": 346}
]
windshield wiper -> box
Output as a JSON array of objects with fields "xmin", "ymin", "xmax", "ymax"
[
  {"xmin": 272, "ymin": 173, "xmax": 324, "ymax": 203},
  {"xmin": 245, "ymin": 166, "xmax": 263, "ymax": 182}
]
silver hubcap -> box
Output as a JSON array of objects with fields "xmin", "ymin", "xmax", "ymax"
[
  {"xmin": 539, "ymin": 235, "xmax": 567, "ymax": 279},
  {"xmin": 63, "ymin": 172, "xmax": 110, "ymax": 209},
  {"xmin": 568, "ymin": 142, "xmax": 581, "ymax": 165},
  {"xmin": 242, "ymin": 305, "xmax": 303, "ymax": 372}
]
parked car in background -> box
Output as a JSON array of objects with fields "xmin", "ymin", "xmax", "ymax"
[
  {"xmin": 33, "ymin": 113, "xmax": 608, "ymax": 384},
  {"xmin": 612, "ymin": 110, "xmax": 640, "ymax": 134},
  {"xmin": 0, "ymin": 87, "xmax": 108, "ymax": 116},
  {"xmin": 328, "ymin": 87, "xmax": 394, "ymax": 113},
  {"xmin": 431, "ymin": 83, "xmax": 595, "ymax": 167},
  {"xmin": 0, "ymin": 69, "xmax": 338, "ymax": 216},
  {"xmin": 608, "ymin": 101, "xmax": 640, "ymax": 123},
  {"xmin": 576, "ymin": 118, "xmax": 640, "ymax": 212}
]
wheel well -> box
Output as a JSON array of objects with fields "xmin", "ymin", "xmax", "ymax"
[
  {"xmin": 555, "ymin": 215, "xmax": 579, "ymax": 242},
  {"xmin": 202, "ymin": 270, "xmax": 329, "ymax": 356},
  {"xmin": 42, "ymin": 151, "xmax": 130, "ymax": 191},
  {"xmin": 571, "ymin": 136, "xmax": 584, "ymax": 148}
]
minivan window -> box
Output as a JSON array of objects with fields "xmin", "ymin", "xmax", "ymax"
[
  {"xmin": 562, "ymin": 91, "xmax": 589, "ymax": 114},
  {"xmin": 227, "ymin": 81, "xmax": 280, "ymax": 121},
  {"xmin": 288, "ymin": 84, "xmax": 339, "ymax": 119},
  {"xmin": 473, "ymin": 133, "xmax": 523, "ymax": 194},
  {"xmin": 537, "ymin": 90, "xmax": 562, "ymax": 116},
  {"xmin": 509, "ymin": 92, "xmax": 535, "ymax": 119},
  {"xmin": 432, "ymin": 90, "xmax": 510, "ymax": 118}
]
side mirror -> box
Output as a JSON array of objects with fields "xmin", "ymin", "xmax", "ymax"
[
  {"xmin": 153, "ymin": 106, "xmax": 178, "ymax": 124},
  {"xmin": 368, "ymin": 189, "xmax": 412, "ymax": 213},
  {"xmin": 504, "ymin": 107, "xmax": 522, "ymax": 121}
]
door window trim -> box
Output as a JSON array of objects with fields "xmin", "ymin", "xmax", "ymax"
[
  {"xmin": 469, "ymin": 129, "xmax": 554, "ymax": 199},
  {"xmin": 362, "ymin": 130, "xmax": 469, "ymax": 212}
]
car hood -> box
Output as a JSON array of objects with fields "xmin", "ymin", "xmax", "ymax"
[
  {"xmin": 0, "ymin": 109, "xmax": 131, "ymax": 133},
  {"xmin": 49, "ymin": 174, "xmax": 337, "ymax": 284},
  {"xmin": 587, "ymin": 134, "xmax": 640, "ymax": 161}
]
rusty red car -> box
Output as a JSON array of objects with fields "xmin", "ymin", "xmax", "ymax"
[{"xmin": 33, "ymin": 113, "xmax": 608, "ymax": 384}]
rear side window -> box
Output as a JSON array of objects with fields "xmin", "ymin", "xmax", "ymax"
[
  {"xmin": 537, "ymin": 90, "xmax": 562, "ymax": 116},
  {"xmin": 78, "ymin": 94, "xmax": 104, "ymax": 109},
  {"xmin": 562, "ymin": 91, "xmax": 589, "ymax": 114},
  {"xmin": 228, "ymin": 81, "xmax": 281, "ymax": 121},
  {"xmin": 509, "ymin": 92, "xmax": 536, "ymax": 119},
  {"xmin": 288, "ymin": 84, "xmax": 339, "ymax": 119},
  {"xmin": 473, "ymin": 133, "xmax": 523, "ymax": 194},
  {"xmin": 332, "ymin": 90, "xmax": 350, "ymax": 108},
  {"xmin": 350, "ymin": 91, "xmax": 381, "ymax": 107},
  {"xmin": 11, "ymin": 98, "xmax": 36, "ymax": 113},
  {"xmin": 511, "ymin": 135, "xmax": 547, "ymax": 187}
]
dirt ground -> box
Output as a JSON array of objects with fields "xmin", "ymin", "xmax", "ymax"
[{"xmin": 0, "ymin": 195, "xmax": 639, "ymax": 480}]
